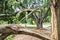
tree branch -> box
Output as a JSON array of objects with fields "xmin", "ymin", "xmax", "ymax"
[
  {"xmin": 41, "ymin": 6, "xmax": 50, "ymax": 22},
  {"xmin": 0, "ymin": 9, "xmax": 41, "ymax": 17},
  {"xmin": 19, "ymin": 8, "xmax": 40, "ymax": 22},
  {"xmin": 0, "ymin": 24, "xmax": 51, "ymax": 40}
]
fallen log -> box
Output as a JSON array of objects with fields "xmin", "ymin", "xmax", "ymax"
[{"xmin": 0, "ymin": 24, "xmax": 51, "ymax": 40}]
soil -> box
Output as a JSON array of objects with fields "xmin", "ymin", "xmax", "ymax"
[{"xmin": 13, "ymin": 34, "xmax": 42, "ymax": 40}]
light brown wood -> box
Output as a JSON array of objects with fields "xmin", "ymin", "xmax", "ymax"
[
  {"xmin": 51, "ymin": 0, "xmax": 60, "ymax": 40},
  {"xmin": 0, "ymin": 24, "xmax": 51, "ymax": 40},
  {"xmin": 50, "ymin": 4, "xmax": 58, "ymax": 40}
]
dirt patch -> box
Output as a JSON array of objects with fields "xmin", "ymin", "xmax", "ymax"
[{"xmin": 13, "ymin": 34, "xmax": 42, "ymax": 40}]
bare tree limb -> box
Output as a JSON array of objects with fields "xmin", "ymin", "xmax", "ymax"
[
  {"xmin": 0, "ymin": 9, "xmax": 41, "ymax": 17},
  {"xmin": 19, "ymin": 8, "xmax": 40, "ymax": 22}
]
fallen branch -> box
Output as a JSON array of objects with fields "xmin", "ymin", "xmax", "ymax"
[{"xmin": 0, "ymin": 24, "xmax": 51, "ymax": 40}]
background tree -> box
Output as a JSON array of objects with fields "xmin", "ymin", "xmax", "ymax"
[{"xmin": 0, "ymin": 0, "xmax": 51, "ymax": 28}]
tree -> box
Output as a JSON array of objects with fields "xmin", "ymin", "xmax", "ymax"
[
  {"xmin": 0, "ymin": 0, "xmax": 52, "ymax": 40},
  {"xmin": 51, "ymin": 0, "xmax": 60, "ymax": 40}
]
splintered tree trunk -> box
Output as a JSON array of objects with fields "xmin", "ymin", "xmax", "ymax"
[{"xmin": 51, "ymin": 0, "xmax": 60, "ymax": 40}]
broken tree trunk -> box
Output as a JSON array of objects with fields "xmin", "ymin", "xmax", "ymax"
[{"xmin": 51, "ymin": 0, "xmax": 60, "ymax": 40}]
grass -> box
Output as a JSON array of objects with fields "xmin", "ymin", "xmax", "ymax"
[
  {"xmin": 43, "ymin": 22, "xmax": 51, "ymax": 26},
  {"xmin": 4, "ymin": 34, "xmax": 15, "ymax": 40}
]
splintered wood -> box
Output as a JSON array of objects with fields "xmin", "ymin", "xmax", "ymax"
[{"xmin": 0, "ymin": 24, "xmax": 51, "ymax": 40}]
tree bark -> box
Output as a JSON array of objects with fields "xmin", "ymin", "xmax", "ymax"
[
  {"xmin": 0, "ymin": 24, "xmax": 50, "ymax": 40},
  {"xmin": 51, "ymin": 0, "xmax": 60, "ymax": 40},
  {"xmin": 36, "ymin": 19, "xmax": 43, "ymax": 29}
]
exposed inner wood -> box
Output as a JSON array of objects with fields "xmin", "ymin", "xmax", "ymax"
[
  {"xmin": 0, "ymin": 24, "xmax": 51, "ymax": 40},
  {"xmin": 51, "ymin": 0, "xmax": 60, "ymax": 40}
]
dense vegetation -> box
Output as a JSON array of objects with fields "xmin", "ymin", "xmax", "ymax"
[
  {"xmin": 0, "ymin": 0, "xmax": 51, "ymax": 40},
  {"xmin": 0, "ymin": 0, "xmax": 51, "ymax": 24}
]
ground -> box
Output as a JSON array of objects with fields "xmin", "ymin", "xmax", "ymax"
[{"xmin": 13, "ymin": 34, "xmax": 42, "ymax": 40}]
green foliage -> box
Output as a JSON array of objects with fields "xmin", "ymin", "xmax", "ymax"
[
  {"xmin": 0, "ymin": 0, "xmax": 51, "ymax": 24},
  {"xmin": 5, "ymin": 34, "xmax": 15, "ymax": 40},
  {"xmin": 0, "ymin": 0, "xmax": 51, "ymax": 40}
]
